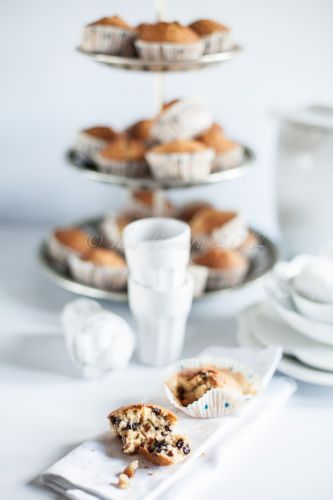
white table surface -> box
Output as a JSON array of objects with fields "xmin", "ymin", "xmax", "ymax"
[{"xmin": 1, "ymin": 224, "xmax": 333, "ymax": 500}]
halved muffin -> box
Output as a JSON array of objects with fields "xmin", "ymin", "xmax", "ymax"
[
  {"xmin": 146, "ymin": 139, "xmax": 215, "ymax": 181},
  {"xmin": 108, "ymin": 403, "xmax": 191, "ymax": 466},
  {"xmin": 135, "ymin": 22, "xmax": 203, "ymax": 61},
  {"xmin": 81, "ymin": 15, "xmax": 136, "ymax": 55}
]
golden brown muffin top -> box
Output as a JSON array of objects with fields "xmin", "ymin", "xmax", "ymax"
[
  {"xmin": 99, "ymin": 138, "xmax": 146, "ymax": 161},
  {"xmin": 177, "ymin": 201, "xmax": 214, "ymax": 223},
  {"xmin": 189, "ymin": 19, "xmax": 230, "ymax": 37},
  {"xmin": 83, "ymin": 126, "xmax": 119, "ymax": 142},
  {"xmin": 197, "ymin": 123, "xmax": 225, "ymax": 152},
  {"xmin": 131, "ymin": 190, "xmax": 154, "ymax": 206},
  {"xmin": 80, "ymin": 248, "xmax": 126, "ymax": 268},
  {"xmin": 190, "ymin": 208, "xmax": 237, "ymax": 235},
  {"xmin": 137, "ymin": 22, "xmax": 200, "ymax": 44},
  {"xmin": 88, "ymin": 15, "xmax": 133, "ymax": 30},
  {"xmin": 217, "ymin": 137, "xmax": 240, "ymax": 153},
  {"xmin": 149, "ymin": 139, "xmax": 208, "ymax": 154},
  {"xmin": 126, "ymin": 119, "xmax": 154, "ymax": 142},
  {"xmin": 193, "ymin": 247, "xmax": 247, "ymax": 270},
  {"xmin": 54, "ymin": 228, "xmax": 89, "ymax": 252}
]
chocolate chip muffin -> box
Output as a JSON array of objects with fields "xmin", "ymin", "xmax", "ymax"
[
  {"xmin": 169, "ymin": 365, "xmax": 255, "ymax": 407},
  {"xmin": 108, "ymin": 404, "xmax": 191, "ymax": 466}
]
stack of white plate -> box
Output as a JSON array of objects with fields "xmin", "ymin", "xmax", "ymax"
[{"xmin": 237, "ymin": 256, "xmax": 333, "ymax": 386}]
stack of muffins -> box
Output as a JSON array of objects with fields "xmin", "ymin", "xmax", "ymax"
[
  {"xmin": 47, "ymin": 191, "xmax": 257, "ymax": 295},
  {"xmin": 75, "ymin": 97, "xmax": 245, "ymax": 181},
  {"xmin": 80, "ymin": 16, "xmax": 233, "ymax": 60}
]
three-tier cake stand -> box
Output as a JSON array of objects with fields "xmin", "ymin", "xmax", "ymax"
[{"xmin": 38, "ymin": 3, "xmax": 278, "ymax": 302}]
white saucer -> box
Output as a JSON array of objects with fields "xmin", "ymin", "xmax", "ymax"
[
  {"xmin": 253, "ymin": 304, "xmax": 333, "ymax": 371},
  {"xmin": 237, "ymin": 304, "xmax": 333, "ymax": 386},
  {"xmin": 266, "ymin": 282, "xmax": 333, "ymax": 346}
]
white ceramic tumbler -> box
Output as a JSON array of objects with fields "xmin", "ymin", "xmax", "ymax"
[
  {"xmin": 128, "ymin": 276, "xmax": 194, "ymax": 366},
  {"xmin": 123, "ymin": 217, "xmax": 191, "ymax": 290}
]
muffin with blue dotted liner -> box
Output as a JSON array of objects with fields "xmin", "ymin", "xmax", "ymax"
[
  {"xmin": 163, "ymin": 356, "xmax": 261, "ymax": 418},
  {"xmin": 191, "ymin": 247, "xmax": 249, "ymax": 290},
  {"xmin": 152, "ymin": 98, "xmax": 213, "ymax": 143},
  {"xmin": 135, "ymin": 22, "xmax": 204, "ymax": 62},
  {"xmin": 68, "ymin": 248, "xmax": 128, "ymax": 291},
  {"xmin": 146, "ymin": 139, "xmax": 215, "ymax": 182},
  {"xmin": 197, "ymin": 123, "xmax": 244, "ymax": 171},
  {"xmin": 80, "ymin": 15, "xmax": 136, "ymax": 55},
  {"xmin": 189, "ymin": 19, "xmax": 232, "ymax": 54},
  {"xmin": 47, "ymin": 227, "xmax": 91, "ymax": 267},
  {"xmin": 95, "ymin": 138, "xmax": 149, "ymax": 177},
  {"xmin": 75, "ymin": 126, "xmax": 121, "ymax": 161}
]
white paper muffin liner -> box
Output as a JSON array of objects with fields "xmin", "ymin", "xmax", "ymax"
[
  {"xmin": 94, "ymin": 153, "xmax": 149, "ymax": 177},
  {"xmin": 100, "ymin": 213, "xmax": 125, "ymax": 251},
  {"xmin": 201, "ymin": 31, "xmax": 233, "ymax": 55},
  {"xmin": 213, "ymin": 143, "xmax": 244, "ymax": 172},
  {"xmin": 47, "ymin": 232, "xmax": 82, "ymax": 267},
  {"xmin": 134, "ymin": 39, "xmax": 204, "ymax": 62},
  {"xmin": 146, "ymin": 149, "xmax": 215, "ymax": 181},
  {"xmin": 192, "ymin": 213, "xmax": 249, "ymax": 251},
  {"xmin": 190, "ymin": 259, "xmax": 249, "ymax": 291},
  {"xmin": 68, "ymin": 254, "xmax": 127, "ymax": 291},
  {"xmin": 80, "ymin": 25, "xmax": 136, "ymax": 55},
  {"xmin": 238, "ymin": 231, "xmax": 260, "ymax": 258},
  {"xmin": 162, "ymin": 355, "xmax": 262, "ymax": 418},
  {"xmin": 75, "ymin": 132, "xmax": 110, "ymax": 160},
  {"xmin": 151, "ymin": 98, "xmax": 213, "ymax": 143}
]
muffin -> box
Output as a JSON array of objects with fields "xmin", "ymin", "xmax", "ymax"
[
  {"xmin": 95, "ymin": 138, "xmax": 149, "ymax": 177},
  {"xmin": 47, "ymin": 227, "xmax": 90, "ymax": 266},
  {"xmin": 190, "ymin": 208, "xmax": 249, "ymax": 250},
  {"xmin": 80, "ymin": 15, "xmax": 136, "ymax": 55},
  {"xmin": 75, "ymin": 126, "xmax": 120, "ymax": 160},
  {"xmin": 152, "ymin": 98, "xmax": 213, "ymax": 143},
  {"xmin": 163, "ymin": 356, "xmax": 260, "ymax": 417},
  {"xmin": 192, "ymin": 247, "xmax": 249, "ymax": 290},
  {"xmin": 101, "ymin": 211, "xmax": 137, "ymax": 250},
  {"xmin": 127, "ymin": 190, "xmax": 174, "ymax": 217},
  {"xmin": 135, "ymin": 22, "xmax": 203, "ymax": 61},
  {"xmin": 189, "ymin": 19, "xmax": 232, "ymax": 54},
  {"xmin": 108, "ymin": 403, "xmax": 190, "ymax": 466},
  {"xmin": 126, "ymin": 119, "xmax": 155, "ymax": 146},
  {"xmin": 197, "ymin": 124, "xmax": 244, "ymax": 171},
  {"xmin": 146, "ymin": 139, "xmax": 215, "ymax": 181},
  {"xmin": 68, "ymin": 247, "xmax": 127, "ymax": 291},
  {"xmin": 177, "ymin": 201, "xmax": 214, "ymax": 223}
]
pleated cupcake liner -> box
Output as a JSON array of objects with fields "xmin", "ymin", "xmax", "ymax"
[
  {"xmin": 100, "ymin": 213, "xmax": 125, "ymax": 251},
  {"xmin": 68, "ymin": 254, "xmax": 128, "ymax": 291},
  {"xmin": 134, "ymin": 39, "xmax": 204, "ymax": 62},
  {"xmin": 162, "ymin": 355, "xmax": 262, "ymax": 418},
  {"xmin": 47, "ymin": 232, "xmax": 80, "ymax": 267},
  {"xmin": 151, "ymin": 98, "xmax": 213, "ymax": 143},
  {"xmin": 213, "ymin": 144, "xmax": 245, "ymax": 171},
  {"xmin": 75, "ymin": 132, "xmax": 110, "ymax": 161},
  {"xmin": 94, "ymin": 154, "xmax": 149, "ymax": 177},
  {"xmin": 146, "ymin": 149, "xmax": 215, "ymax": 181},
  {"xmin": 201, "ymin": 31, "xmax": 233, "ymax": 55},
  {"xmin": 80, "ymin": 25, "xmax": 136, "ymax": 55}
]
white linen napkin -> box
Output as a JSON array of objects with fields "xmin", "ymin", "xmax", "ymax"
[{"xmin": 42, "ymin": 347, "xmax": 296, "ymax": 500}]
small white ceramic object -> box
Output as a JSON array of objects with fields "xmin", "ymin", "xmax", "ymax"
[
  {"xmin": 290, "ymin": 284, "xmax": 333, "ymax": 324},
  {"xmin": 123, "ymin": 217, "xmax": 191, "ymax": 290},
  {"xmin": 128, "ymin": 275, "xmax": 194, "ymax": 366},
  {"xmin": 237, "ymin": 303, "xmax": 333, "ymax": 386},
  {"xmin": 265, "ymin": 279, "xmax": 333, "ymax": 346},
  {"xmin": 162, "ymin": 355, "xmax": 262, "ymax": 418},
  {"xmin": 61, "ymin": 299, "xmax": 135, "ymax": 378},
  {"xmin": 253, "ymin": 303, "xmax": 333, "ymax": 371}
]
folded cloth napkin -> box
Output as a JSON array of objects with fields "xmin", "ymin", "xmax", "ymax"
[{"xmin": 42, "ymin": 347, "xmax": 296, "ymax": 500}]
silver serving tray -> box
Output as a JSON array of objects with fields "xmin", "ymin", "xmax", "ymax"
[
  {"xmin": 66, "ymin": 147, "xmax": 255, "ymax": 190},
  {"xmin": 77, "ymin": 45, "xmax": 242, "ymax": 73},
  {"xmin": 38, "ymin": 218, "xmax": 278, "ymax": 302}
]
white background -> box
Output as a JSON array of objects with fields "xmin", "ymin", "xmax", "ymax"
[{"xmin": 1, "ymin": 0, "xmax": 333, "ymax": 232}]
